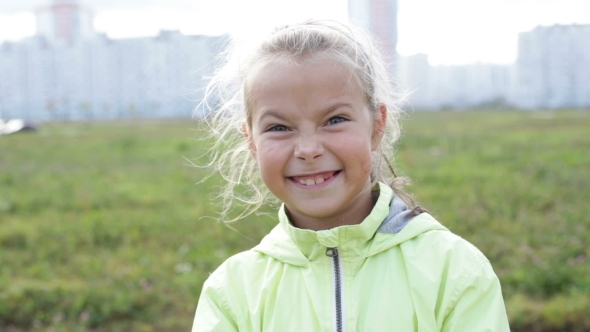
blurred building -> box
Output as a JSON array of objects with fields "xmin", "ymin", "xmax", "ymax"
[
  {"xmin": 396, "ymin": 54, "xmax": 432, "ymax": 109},
  {"xmin": 396, "ymin": 24, "xmax": 590, "ymax": 110},
  {"xmin": 512, "ymin": 24, "xmax": 590, "ymax": 109},
  {"xmin": 348, "ymin": 0, "xmax": 398, "ymax": 67},
  {"xmin": 35, "ymin": 0, "xmax": 96, "ymax": 45},
  {"xmin": 2, "ymin": 1, "xmax": 588, "ymax": 119},
  {"xmin": 0, "ymin": 32, "xmax": 224, "ymax": 121},
  {"xmin": 347, "ymin": 0, "xmax": 515, "ymax": 110},
  {"xmin": 396, "ymin": 54, "xmax": 511, "ymax": 110},
  {"xmin": 0, "ymin": 0, "xmax": 225, "ymax": 121}
]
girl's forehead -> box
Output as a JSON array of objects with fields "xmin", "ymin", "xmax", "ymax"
[
  {"xmin": 246, "ymin": 54, "xmax": 358, "ymax": 91},
  {"xmin": 248, "ymin": 56, "xmax": 361, "ymax": 98},
  {"xmin": 247, "ymin": 57, "xmax": 369, "ymax": 121}
]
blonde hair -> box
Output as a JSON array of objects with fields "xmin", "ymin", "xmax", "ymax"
[{"xmin": 197, "ymin": 20, "xmax": 420, "ymax": 222}]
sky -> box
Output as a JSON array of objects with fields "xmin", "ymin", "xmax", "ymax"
[{"xmin": 0, "ymin": 0, "xmax": 588, "ymax": 65}]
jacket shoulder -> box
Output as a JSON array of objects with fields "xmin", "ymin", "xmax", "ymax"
[
  {"xmin": 401, "ymin": 225, "xmax": 493, "ymax": 298},
  {"xmin": 408, "ymin": 220, "xmax": 509, "ymax": 329},
  {"xmin": 422, "ymin": 228, "xmax": 487, "ymax": 262},
  {"xmin": 399, "ymin": 213, "xmax": 490, "ymax": 270},
  {"xmin": 205, "ymin": 249, "xmax": 270, "ymax": 285},
  {"xmin": 395, "ymin": 217, "xmax": 504, "ymax": 321}
]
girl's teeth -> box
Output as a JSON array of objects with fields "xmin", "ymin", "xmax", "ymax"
[{"xmin": 295, "ymin": 173, "xmax": 333, "ymax": 186}]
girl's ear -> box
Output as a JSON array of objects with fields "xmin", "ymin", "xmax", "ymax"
[
  {"xmin": 371, "ymin": 103, "xmax": 387, "ymax": 151},
  {"xmin": 243, "ymin": 123, "xmax": 257, "ymax": 158}
]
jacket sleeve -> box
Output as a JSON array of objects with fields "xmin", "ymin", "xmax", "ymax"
[
  {"xmin": 441, "ymin": 260, "xmax": 511, "ymax": 332},
  {"xmin": 191, "ymin": 275, "xmax": 238, "ymax": 332}
]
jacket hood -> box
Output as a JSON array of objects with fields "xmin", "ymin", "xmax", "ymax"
[{"xmin": 253, "ymin": 183, "xmax": 448, "ymax": 267}]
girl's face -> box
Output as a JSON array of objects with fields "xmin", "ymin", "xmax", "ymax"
[{"xmin": 246, "ymin": 56, "xmax": 386, "ymax": 231}]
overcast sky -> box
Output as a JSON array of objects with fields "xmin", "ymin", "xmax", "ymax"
[{"xmin": 0, "ymin": 0, "xmax": 588, "ymax": 65}]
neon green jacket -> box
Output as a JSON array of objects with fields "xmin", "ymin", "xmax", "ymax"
[{"xmin": 192, "ymin": 184, "xmax": 510, "ymax": 331}]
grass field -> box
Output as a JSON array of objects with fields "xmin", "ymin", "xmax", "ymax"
[{"xmin": 1, "ymin": 110, "xmax": 589, "ymax": 331}]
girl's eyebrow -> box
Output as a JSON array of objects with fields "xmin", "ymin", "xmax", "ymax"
[
  {"xmin": 324, "ymin": 101, "xmax": 353, "ymax": 113},
  {"xmin": 258, "ymin": 110, "xmax": 288, "ymax": 122},
  {"xmin": 257, "ymin": 101, "xmax": 353, "ymax": 122}
]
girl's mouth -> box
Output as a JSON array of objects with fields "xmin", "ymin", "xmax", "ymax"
[{"xmin": 289, "ymin": 171, "xmax": 341, "ymax": 186}]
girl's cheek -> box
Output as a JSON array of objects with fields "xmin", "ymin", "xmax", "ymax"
[
  {"xmin": 256, "ymin": 141, "xmax": 286, "ymax": 165},
  {"xmin": 361, "ymin": 154, "xmax": 372, "ymax": 175},
  {"xmin": 256, "ymin": 140, "xmax": 275, "ymax": 154}
]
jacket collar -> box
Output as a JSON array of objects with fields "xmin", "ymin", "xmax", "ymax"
[
  {"xmin": 254, "ymin": 183, "xmax": 394, "ymax": 266},
  {"xmin": 253, "ymin": 182, "xmax": 449, "ymax": 266},
  {"xmin": 279, "ymin": 182, "xmax": 392, "ymax": 250}
]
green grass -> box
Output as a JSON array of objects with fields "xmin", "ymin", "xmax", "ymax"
[{"xmin": 0, "ymin": 111, "xmax": 589, "ymax": 331}]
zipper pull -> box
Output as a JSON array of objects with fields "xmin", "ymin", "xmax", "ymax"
[{"xmin": 326, "ymin": 247, "xmax": 338, "ymax": 257}]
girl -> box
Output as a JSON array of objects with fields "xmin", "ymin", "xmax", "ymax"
[{"xmin": 192, "ymin": 20, "xmax": 510, "ymax": 331}]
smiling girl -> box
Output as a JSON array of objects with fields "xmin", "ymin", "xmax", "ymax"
[{"xmin": 192, "ymin": 20, "xmax": 510, "ymax": 332}]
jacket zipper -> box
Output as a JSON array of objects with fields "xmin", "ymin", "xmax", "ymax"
[{"xmin": 326, "ymin": 247, "xmax": 343, "ymax": 332}]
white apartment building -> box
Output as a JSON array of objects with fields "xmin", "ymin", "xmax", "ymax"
[
  {"xmin": 396, "ymin": 24, "xmax": 590, "ymax": 110},
  {"xmin": 429, "ymin": 63, "xmax": 511, "ymax": 109},
  {"xmin": 347, "ymin": 0, "xmax": 515, "ymax": 110},
  {"xmin": 3, "ymin": 2, "xmax": 588, "ymax": 120},
  {"xmin": 36, "ymin": 0, "xmax": 96, "ymax": 45},
  {"xmin": 396, "ymin": 54, "xmax": 432, "ymax": 109},
  {"xmin": 347, "ymin": 0, "xmax": 589, "ymax": 110},
  {"xmin": 348, "ymin": 0, "xmax": 398, "ymax": 68},
  {"xmin": 0, "ymin": 32, "xmax": 224, "ymax": 121},
  {"xmin": 396, "ymin": 54, "xmax": 511, "ymax": 110},
  {"xmin": 512, "ymin": 24, "xmax": 590, "ymax": 109},
  {"xmin": 0, "ymin": 0, "xmax": 225, "ymax": 121}
]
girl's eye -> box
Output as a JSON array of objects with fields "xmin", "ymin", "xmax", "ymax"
[
  {"xmin": 268, "ymin": 125, "xmax": 288, "ymax": 132},
  {"xmin": 327, "ymin": 116, "xmax": 346, "ymax": 125}
]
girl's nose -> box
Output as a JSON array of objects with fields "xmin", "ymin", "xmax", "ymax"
[{"xmin": 294, "ymin": 135, "xmax": 324, "ymax": 161}]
